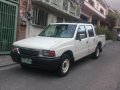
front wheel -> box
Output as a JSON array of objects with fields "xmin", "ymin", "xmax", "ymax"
[{"xmin": 57, "ymin": 54, "xmax": 71, "ymax": 77}]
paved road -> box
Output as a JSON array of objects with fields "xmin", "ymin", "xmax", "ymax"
[{"xmin": 0, "ymin": 42, "xmax": 120, "ymax": 90}]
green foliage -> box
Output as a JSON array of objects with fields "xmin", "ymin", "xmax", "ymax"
[
  {"xmin": 106, "ymin": 10, "xmax": 118, "ymax": 29},
  {"xmin": 108, "ymin": 10, "xmax": 118, "ymax": 20},
  {"xmin": 96, "ymin": 27, "xmax": 113, "ymax": 40}
]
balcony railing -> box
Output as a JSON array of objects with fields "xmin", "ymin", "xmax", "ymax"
[
  {"xmin": 62, "ymin": 0, "xmax": 80, "ymax": 18},
  {"xmin": 69, "ymin": 1, "xmax": 77, "ymax": 16},
  {"xmin": 33, "ymin": 0, "xmax": 80, "ymax": 19},
  {"xmin": 84, "ymin": 0, "xmax": 106, "ymax": 19}
]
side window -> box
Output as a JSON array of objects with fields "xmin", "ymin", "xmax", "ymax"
[
  {"xmin": 77, "ymin": 25, "xmax": 87, "ymax": 39},
  {"xmin": 86, "ymin": 25, "xmax": 94, "ymax": 37}
]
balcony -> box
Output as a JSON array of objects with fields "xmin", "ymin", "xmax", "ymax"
[
  {"xmin": 83, "ymin": 0, "xmax": 106, "ymax": 19},
  {"xmin": 32, "ymin": 0, "xmax": 80, "ymax": 19}
]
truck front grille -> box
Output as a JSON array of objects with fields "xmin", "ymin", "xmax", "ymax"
[{"xmin": 19, "ymin": 48, "xmax": 39, "ymax": 56}]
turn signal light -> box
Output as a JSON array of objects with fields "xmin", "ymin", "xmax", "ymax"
[
  {"xmin": 48, "ymin": 51, "xmax": 56, "ymax": 57},
  {"xmin": 11, "ymin": 45, "xmax": 17, "ymax": 51}
]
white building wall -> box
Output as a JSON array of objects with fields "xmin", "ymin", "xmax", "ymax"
[
  {"xmin": 48, "ymin": 14, "xmax": 57, "ymax": 24},
  {"xmin": 26, "ymin": 24, "xmax": 43, "ymax": 38},
  {"xmin": 26, "ymin": 13, "xmax": 57, "ymax": 38}
]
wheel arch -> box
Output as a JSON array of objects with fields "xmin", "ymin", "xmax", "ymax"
[{"xmin": 61, "ymin": 50, "xmax": 75, "ymax": 62}]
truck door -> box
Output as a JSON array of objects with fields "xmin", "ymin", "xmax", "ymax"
[
  {"xmin": 85, "ymin": 25, "xmax": 96, "ymax": 54},
  {"xmin": 75, "ymin": 25, "xmax": 89, "ymax": 60}
]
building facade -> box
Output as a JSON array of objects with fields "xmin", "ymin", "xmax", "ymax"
[
  {"xmin": 18, "ymin": 0, "xmax": 81, "ymax": 39},
  {"xmin": 17, "ymin": 0, "xmax": 27, "ymax": 40},
  {"xmin": 81, "ymin": 0, "xmax": 108, "ymax": 27}
]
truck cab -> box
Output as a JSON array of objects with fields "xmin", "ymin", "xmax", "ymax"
[{"xmin": 11, "ymin": 23, "xmax": 105, "ymax": 76}]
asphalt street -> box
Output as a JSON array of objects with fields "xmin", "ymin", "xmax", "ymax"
[{"xmin": 0, "ymin": 42, "xmax": 120, "ymax": 90}]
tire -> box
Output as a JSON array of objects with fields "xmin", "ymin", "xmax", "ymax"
[
  {"xmin": 57, "ymin": 54, "xmax": 71, "ymax": 77},
  {"xmin": 20, "ymin": 64, "xmax": 28, "ymax": 69},
  {"xmin": 93, "ymin": 45, "xmax": 101, "ymax": 59}
]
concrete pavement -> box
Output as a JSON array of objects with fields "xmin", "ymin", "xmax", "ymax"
[
  {"xmin": 0, "ymin": 41, "xmax": 120, "ymax": 90},
  {"xmin": 0, "ymin": 55, "xmax": 16, "ymax": 67}
]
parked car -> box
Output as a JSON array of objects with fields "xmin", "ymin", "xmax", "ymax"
[{"xmin": 11, "ymin": 23, "xmax": 105, "ymax": 76}]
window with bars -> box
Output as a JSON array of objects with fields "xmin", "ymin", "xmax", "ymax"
[
  {"xmin": 88, "ymin": 0, "xmax": 95, "ymax": 7},
  {"xmin": 100, "ymin": 8, "xmax": 104, "ymax": 15},
  {"xmin": 63, "ymin": 0, "xmax": 69, "ymax": 11},
  {"xmin": 32, "ymin": 8, "xmax": 48, "ymax": 27}
]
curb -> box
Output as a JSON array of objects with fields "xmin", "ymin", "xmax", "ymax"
[{"xmin": 0, "ymin": 63, "xmax": 17, "ymax": 68}]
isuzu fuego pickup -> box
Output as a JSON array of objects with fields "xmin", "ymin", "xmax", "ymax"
[{"xmin": 11, "ymin": 23, "xmax": 105, "ymax": 76}]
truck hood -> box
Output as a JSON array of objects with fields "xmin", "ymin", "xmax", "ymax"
[{"xmin": 13, "ymin": 36, "xmax": 72, "ymax": 50}]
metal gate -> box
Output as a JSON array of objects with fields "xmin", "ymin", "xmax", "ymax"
[{"xmin": 0, "ymin": 0, "xmax": 18, "ymax": 54}]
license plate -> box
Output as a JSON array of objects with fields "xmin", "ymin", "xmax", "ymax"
[{"xmin": 21, "ymin": 58, "xmax": 32, "ymax": 64}]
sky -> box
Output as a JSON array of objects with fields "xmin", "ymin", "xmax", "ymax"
[{"xmin": 105, "ymin": 0, "xmax": 120, "ymax": 11}]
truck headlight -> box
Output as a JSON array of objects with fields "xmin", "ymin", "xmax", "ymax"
[
  {"xmin": 39, "ymin": 50, "xmax": 56, "ymax": 57},
  {"xmin": 12, "ymin": 46, "xmax": 18, "ymax": 51},
  {"xmin": 11, "ymin": 46, "xmax": 20, "ymax": 53}
]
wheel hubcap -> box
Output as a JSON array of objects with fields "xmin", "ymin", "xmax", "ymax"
[{"xmin": 62, "ymin": 59, "xmax": 70, "ymax": 73}]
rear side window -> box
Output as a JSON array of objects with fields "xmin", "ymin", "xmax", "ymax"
[
  {"xmin": 86, "ymin": 25, "xmax": 94, "ymax": 37},
  {"xmin": 77, "ymin": 25, "xmax": 87, "ymax": 39}
]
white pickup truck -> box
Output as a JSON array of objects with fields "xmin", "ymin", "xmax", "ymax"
[{"xmin": 11, "ymin": 23, "xmax": 105, "ymax": 76}]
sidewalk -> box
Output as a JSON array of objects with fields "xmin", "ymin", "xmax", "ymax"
[{"xmin": 0, "ymin": 55, "xmax": 16, "ymax": 67}]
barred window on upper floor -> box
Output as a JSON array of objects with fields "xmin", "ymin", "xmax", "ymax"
[
  {"xmin": 88, "ymin": 0, "xmax": 95, "ymax": 7},
  {"xmin": 32, "ymin": 8, "xmax": 48, "ymax": 27},
  {"xmin": 100, "ymin": 8, "xmax": 104, "ymax": 15},
  {"xmin": 63, "ymin": 0, "xmax": 69, "ymax": 11}
]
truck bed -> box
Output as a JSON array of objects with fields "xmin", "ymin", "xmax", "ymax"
[{"xmin": 96, "ymin": 35, "xmax": 106, "ymax": 47}]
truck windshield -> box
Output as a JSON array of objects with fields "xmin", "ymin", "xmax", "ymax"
[{"xmin": 39, "ymin": 24, "xmax": 76, "ymax": 38}]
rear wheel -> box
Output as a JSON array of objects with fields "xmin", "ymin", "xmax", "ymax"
[
  {"xmin": 58, "ymin": 54, "xmax": 71, "ymax": 77},
  {"xmin": 93, "ymin": 45, "xmax": 101, "ymax": 59}
]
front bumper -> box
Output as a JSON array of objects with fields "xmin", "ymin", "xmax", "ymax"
[{"xmin": 10, "ymin": 51, "xmax": 60, "ymax": 70}]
